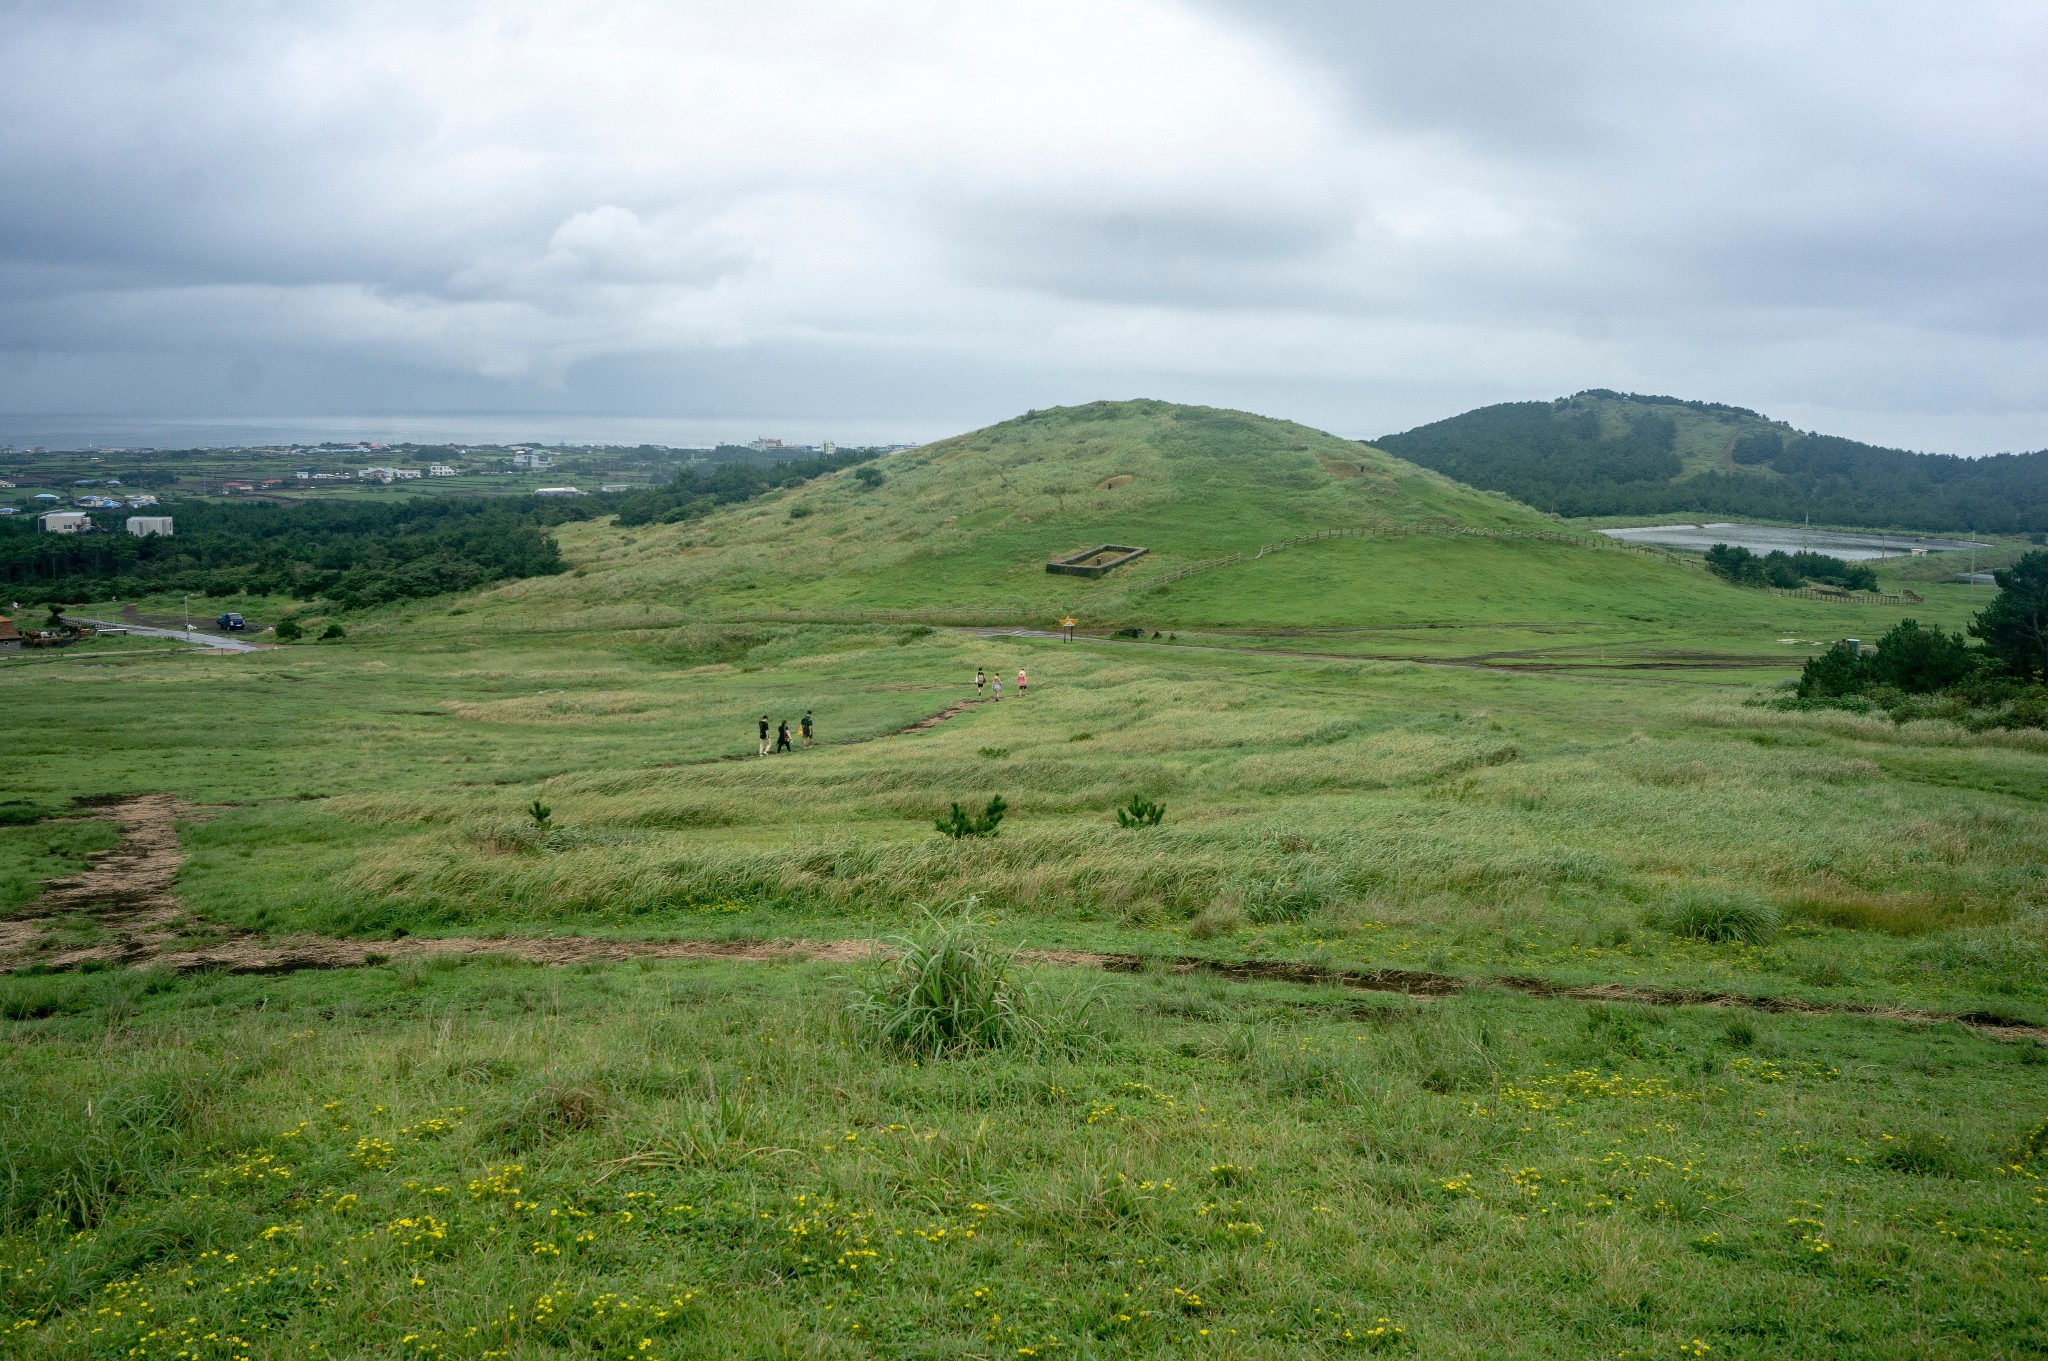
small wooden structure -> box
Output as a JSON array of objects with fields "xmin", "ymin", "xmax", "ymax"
[{"xmin": 1046, "ymin": 544, "xmax": 1149, "ymax": 579}]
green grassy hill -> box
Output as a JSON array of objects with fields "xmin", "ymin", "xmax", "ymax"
[
  {"xmin": 494, "ymin": 400, "xmax": 1548, "ymax": 617},
  {"xmin": 1377, "ymin": 389, "xmax": 2048, "ymax": 532},
  {"xmin": 474, "ymin": 398, "xmax": 1976, "ymax": 655}
]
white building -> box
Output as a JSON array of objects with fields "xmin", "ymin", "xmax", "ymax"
[
  {"xmin": 392, "ymin": 468, "xmax": 423, "ymax": 480},
  {"xmin": 39, "ymin": 511, "xmax": 90, "ymax": 533},
  {"xmin": 427, "ymin": 465, "xmax": 457, "ymax": 477},
  {"xmin": 534, "ymin": 486, "xmax": 583, "ymax": 496},
  {"xmin": 512, "ymin": 452, "xmax": 554, "ymax": 469},
  {"xmin": 125, "ymin": 516, "xmax": 173, "ymax": 537}
]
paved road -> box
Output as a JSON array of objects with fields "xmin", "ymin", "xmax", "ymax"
[{"xmin": 70, "ymin": 617, "xmax": 266, "ymax": 653}]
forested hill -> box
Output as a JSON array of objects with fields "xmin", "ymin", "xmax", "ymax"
[{"xmin": 1375, "ymin": 390, "xmax": 2048, "ymax": 532}]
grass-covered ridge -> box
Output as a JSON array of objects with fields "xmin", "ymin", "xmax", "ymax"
[{"xmin": 493, "ymin": 399, "xmax": 1584, "ymax": 621}]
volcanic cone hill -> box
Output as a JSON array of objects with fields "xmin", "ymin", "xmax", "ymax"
[{"xmin": 488, "ymin": 399, "xmax": 1848, "ymax": 631}]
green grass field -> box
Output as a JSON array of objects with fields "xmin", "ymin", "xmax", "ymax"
[{"xmin": 4, "ymin": 402, "xmax": 2045, "ymax": 1357}]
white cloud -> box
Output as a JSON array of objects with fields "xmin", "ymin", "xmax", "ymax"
[{"xmin": 0, "ymin": 0, "xmax": 2044, "ymax": 450}]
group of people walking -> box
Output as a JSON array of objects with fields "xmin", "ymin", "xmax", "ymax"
[
  {"xmin": 975, "ymin": 667, "xmax": 1026, "ymax": 700},
  {"xmin": 758, "ymin": 710, "xmax": 814, "ymax": 756},
  {"xmin": 754, "ymin": 666, "xmax": 1030, "ymax": 757}
]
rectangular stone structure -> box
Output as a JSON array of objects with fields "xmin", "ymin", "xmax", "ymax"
[{"xmin": 1047, "ymin": 544, "xmax": 1150, "ymax": 578}]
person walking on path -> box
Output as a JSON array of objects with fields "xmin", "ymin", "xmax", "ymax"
[
  {"xmin": 775, "ymin": 719, "xmax": 793, "ymax": 753},
  {"xmin": 800, "ymin": 710, "xmax": 814, "ymax": 748},
  {"xmin": 975, "ymin": 667, "xmax": 985, "ymax": 696},
  {"xmin": 758, "ymin": 714, "xmax": 771, "ymax": 757},
  {"xmin": 1016, "ymin": 667, "xmax": 1028, "ymax": 696},
  {"xmin": 991, "ymin": 674, "xmax": 1002, "ymax": 701}
]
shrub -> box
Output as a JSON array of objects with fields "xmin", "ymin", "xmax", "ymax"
[
  {"xmin": 1798, "ymin": 642, "xmax": 1868, "ymax": 699},
  {"xmin": 852, "ymin": 465, "xmax": 884, "ymax": 489},
  {"xmin": 935, "ymin": 795, "xmax": 1007, "ymax": 839},
  {"xmin": 1864, "ymin": 619, "xmax": 1975, "ymax": 694},
  {"xmin": 1185, "ymin": 901, "xmax": 1244, "ymax": 940},
  {"xmin": 787, "ymin": 504, "xmax": 812, "ymax": 519},
  {"xmin": 273, "ymin": 617, "xmax": 304, "ymax": 641},
  {"xmin": 1654, "ymin": 891, "xmax": 1780, "ymax": 944},
  {"xmin": 319, "ymin": 623, "xmax": 346, "ymax": 640},
  {"xmin": 850, "ymin": 906, "xmax": 1041, "ymax": 1057},
  {"xmin": 487, "ymin": 1083, "xmax": 613, "ymax": 1152},
  {"xmin": 1873, "ymin": 1130, "xmax": 1965, "ymax": 1177},
  {"xmin": 528, "ymin": 800, "xmax": 552, "ymax": 830},
  {"xmin": 1115, "ymin": 794, "xmax": 1165, "ymax": 828},
  {"xmin": 1231, "ymin": 864, "xmax": 1339, "ymax": 923}
]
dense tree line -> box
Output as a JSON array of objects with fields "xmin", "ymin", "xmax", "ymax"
[
  {"xmin": 1703, "ymin": 544, "xmax": 1878, "ymax": 592},
  {"xmin": 0, "ymin": 446, "xmax": 883, "ymax": 608},
  {"xmin": 1378, "ymin": 392, "xmax": 2048, "ymax": 532},
  {"xmin": 0, "ymin": 498, "xmax": 569, "ymax": 608},
  {"xmin": 1793, "ymin": 551, "xmax": 2048, "ymax": 727}
]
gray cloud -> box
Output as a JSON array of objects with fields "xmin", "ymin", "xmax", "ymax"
[{"xmin": 0, "ymin": 0, "xmax": 2043, "ymax": 452}]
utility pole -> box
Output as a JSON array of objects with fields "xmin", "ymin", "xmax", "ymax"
[{"xmin": 183, "ymin": 592, "xmax": 190, "ymax": 634}]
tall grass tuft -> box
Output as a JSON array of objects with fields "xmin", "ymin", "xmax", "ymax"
[
  {"xmin": 851, "ymin": 902, "xmax": 1041, "ymax": 1057},
  {"xmin": 1652, "ymin": 890, "xmax": 1780, "ymax": 945}
]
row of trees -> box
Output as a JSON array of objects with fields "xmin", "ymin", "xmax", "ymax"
[
  {"xmin": 1798, "ymin": 552, "xmax": 2048, "ymax": 707},
  {"xmin": 1703, "ymin": 544, "xmax": 1878, "ymax": 592}
]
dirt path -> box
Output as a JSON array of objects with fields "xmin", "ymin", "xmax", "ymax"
[
  {"xmin": 0, "ymin": 795, "xmax": 227, "ymax": 969},
  {"xmin": 682, "ymin": 697, "xmax": 985, "ymax": 765},
  {"xmin": 963, "ymin": 627, "xmax": 1772, "ymax": 686},
  {"xmin": 6, "ymin": 798, "xmax": 2041, "ymax": 1044}
]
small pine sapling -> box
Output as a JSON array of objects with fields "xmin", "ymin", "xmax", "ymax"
[
  {"xmin": 1115, "ymin": 794, "xmax": 1165, "ymax": 828},
  {"xmin": 528, "ymin": 800, "xmax": 552, "ymax": 830},
  {"xmin": 936, "ymin": 795, "xmax": 1008, "ymax": 839}
]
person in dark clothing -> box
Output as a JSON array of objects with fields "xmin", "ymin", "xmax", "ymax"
[
  {"xmin": 775, "ymin": 720, "xmax": 793, "ymax": 753},
  {"xmin": 758, "ymin": 714, "xmax": 771, "ymax": 757},
  {"xmin": 800, "ymin": 710, "xmax": 814, "ymax": 747}
]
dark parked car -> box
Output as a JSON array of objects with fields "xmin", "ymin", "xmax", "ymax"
[{"xmin": 216, "ymin": 612, "xmax": 247, "ymax": 631}]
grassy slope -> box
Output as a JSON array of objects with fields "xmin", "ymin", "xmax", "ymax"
[
  {"xmin": 5, "ymin": 400, "xmax": 2047, "ymax": 1355},
  {"xmin": 484, "ymin": 400, "xmax": 1591, "ymax": 619},
  {"xmin": 461, "ymin": 398, "xmax": 1972, "ymax": 668},
  {"xmin": 5, "ymin": 960, "xmax": 2044, "ymax": 1360}
]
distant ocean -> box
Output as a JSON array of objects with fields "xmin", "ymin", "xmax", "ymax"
[{"xmin": 0, "ymin": 414, "xmax": 949, "ymax": 452}]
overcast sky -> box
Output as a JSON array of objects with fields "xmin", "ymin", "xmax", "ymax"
[{"xmin": 2, "ymin": 0, "xmax": 2044, "ymax": 452}]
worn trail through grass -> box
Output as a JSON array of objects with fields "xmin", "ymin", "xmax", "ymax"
[{"xmin": 9, "ymin": 796, "xmax": 2044, "ymax": 1044}]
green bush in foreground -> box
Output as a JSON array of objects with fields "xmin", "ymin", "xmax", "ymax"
[
  {"xmin": 934, "ymin": 795, "xmax": 1006, "ymax": 839},
  {"xmin": 1114, "ymin": 793, "xmax": 1165, "ymax": 828},
  {"xmin": 851, "ymin": 907, "xmax": 1041, "ymax": 1056},
  {"xmin": 1654, "ymin": 891, "xmax": 1781, "ymax": 945}
]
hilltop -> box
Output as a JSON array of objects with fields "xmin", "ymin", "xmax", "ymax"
[
  {"xmin": 1377, "ymin": 390, "xmax": 2048, "ymax": 533},
  {"xmin": 483, "ymin": 392, "xmax": 1761, "ymax": 626},
  {"xmin": 479, "ymin": 398, "xmax": 1962, "ymax": 642}
]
